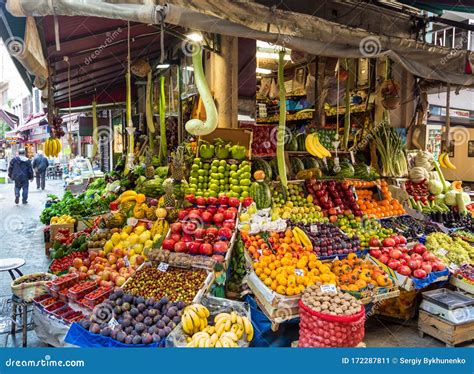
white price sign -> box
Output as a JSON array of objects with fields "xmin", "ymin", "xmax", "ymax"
[
  {"xmin": 107, "ymin": 317, "xmax": 120, "ymax": 328},
  {"xmin": 310, "ymin": 225, "xmax": 318, "ymax": 234},
  {"xmin": 320, "ymin": 284, "xmax": 337, "ymax": 293},
  {"xmin": 294, "ymin": 269, "xmax": 305, "ymax": 277},
  {"xmin": 448, "ymin": 263, "xmax": 459, "ymax": 271},
  {"xmin": 437, "ymin": 248, "xmax": 448, "ymax": 256},
  {"xmin": 157, "ymin": 262, "xmax": 169, "ymax": 272}
]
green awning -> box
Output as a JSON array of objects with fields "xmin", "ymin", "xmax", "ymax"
[
  {"xmin": 399, "ymin": 0, "xmax": 474, "ymax": 15},
  {"xmin": 0, "ymin": 2, "xmax": 33, "ymax": 91}
]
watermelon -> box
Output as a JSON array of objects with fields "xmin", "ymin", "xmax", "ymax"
[
  {"xmin": 268, "ymin": 158, "xmax": 279, "ymax": 180},
  {"xmin": 296, "ymin": 133, "xmax": 306, "ymax": 151},
  {"xmin": 336, "ymin": 160, "xmax": 355, "ymax": 178},
  {"xmin": 251, "ymin": 158, "xmax": 272, "ymax": 181},
  {"xmin": 250, "ymin": 180, "xmax": 272, "ymax": 209},
  {"xmin": 285, "ymin": 133, "xmax": 298, "ymax": 151},
  {"xmin": 302, "ymin": 157, "xmax": 320, "ymax": 169},
  {"xmin": 290, "ymin": 157, "xmax": 305, "ymax": 175}
]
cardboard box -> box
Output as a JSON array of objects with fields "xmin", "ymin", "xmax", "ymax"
[{"xmin": 50, "ymin": 223, "xmax": 75, "ymax": 242}]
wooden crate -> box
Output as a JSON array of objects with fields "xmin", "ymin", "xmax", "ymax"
[
  {"xmin": 418, "ymin": 310, "xmax": 474, "ymax": 347},
  {"xmin": 49, "ymin": 223, "xmax": 75, "ymax": 241}
]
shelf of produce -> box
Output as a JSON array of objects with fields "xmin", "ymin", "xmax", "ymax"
[
  {"xmin": 245, "ymin": 271, "xmax": 300, "ymax": 330},
  {"xmin": 450, "ymin": 276, "xmax": 474, "ymax": 295}
]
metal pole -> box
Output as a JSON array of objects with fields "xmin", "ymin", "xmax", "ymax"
[{"xmin": 445, "ymin": 83, "xmax": 451, "ymax": 147}]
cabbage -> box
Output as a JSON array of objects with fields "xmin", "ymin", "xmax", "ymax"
[
  {"xmin": 428, "ymin": 180, "xmax": 443, "ymax": 195},
  {"xmin": 444, "ymin": 190, "xmax": 457, "ymax": 206}
]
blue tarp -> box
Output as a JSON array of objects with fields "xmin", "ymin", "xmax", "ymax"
[
  {"xmin": 411, "ymin": 268, "xmax": 450, "ymax": 289},
  {"xmin": 65, "ymin": 322, "xmax": 162, "ymax": 348},
  {"xmin": 246, "ymin": 296, "xmax": 299, "ymax": 347}
]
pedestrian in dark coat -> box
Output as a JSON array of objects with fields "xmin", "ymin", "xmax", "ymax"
[{"xmin": 8, "ymin": 149, "xmax": 33, "ymax": 204}]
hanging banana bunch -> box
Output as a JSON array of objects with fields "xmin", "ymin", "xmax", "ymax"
[{"xmin": 43, "ymin": 137, "xmax": 62, "ymax": 157}]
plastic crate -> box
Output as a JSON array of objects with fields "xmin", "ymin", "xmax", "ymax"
[
  {"xmin": 44, "ymin": 301, "xmax": 66, "ymax": 313},
  {"xmin": 83, "ymin": 286, "xmax": 113, "ymax": 308},
  {"xmin": 50, "ymin": 273, "xmax": 79, "ymax": 291},
  {"xmin": 67, "ymin": 281, "xmax": 97, "ymax": 301}
]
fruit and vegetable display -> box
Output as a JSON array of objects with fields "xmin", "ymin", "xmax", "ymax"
[
  {"xmin": 306, "ymin": 179, "xmax": 361, "ymax": 217},
  {"xmin": 349, "ymin": 180, "xmax": 405, "ymax": 218},
  {"xmin": 333, "ymin": 214, "xmax": 393, "ymax": 248},
  {"xmin": 379, "ymin": 216, "xmax": 439, "ymax": 239},
  {"xmin": 186, "ymin": 157, "xmax": 251, "ymax": 200},
  {"xmin": 50, "ymin": 215, "xmax": 76, "ymax": 225},
  {"xmin": 293, "ymin": 222, "xmax": 361, "ymax": 258},
  {"xmin": 453, "ymin": 264, "xmax": 474, "ymax": 285},
  {"xmin": 79, "ymin": 289, "xmax": 185, "ymax": 345},
  {"xmin": 330, "ymin": 254, "xmax": 393, "ymax": 291},
  {"xmin": 424, "ymin": 233, "xmax": 474, "ymax": 266},
  {"xmin": 180, "ymin": 305, "xmax": 253, "ymax": 347},
  {"xmin": 272, "ymin": 183, "xmax": 325, "ymax": 223},
  {"xmin": 122, "ymin": 266, "xmax": 209, "ymax": 304},
  {"xmin": 49, "ymin": 251, "xmax": 89, "ymax": 274},
  {"xmin": 49, "ymin": 233, "xmax": 89, "ymax": 259},
  {"xmin": 369, "ymin": 236, "xmax": 446, "ymax": 279}
]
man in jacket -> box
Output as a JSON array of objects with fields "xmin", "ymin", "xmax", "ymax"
[
  {"xmin": 32, "ymin": 150, "xmax": 49, "ymax": 190},
  {"xmin": 8, "ymin": 149, "xmax": 34, "ymax": 204}
]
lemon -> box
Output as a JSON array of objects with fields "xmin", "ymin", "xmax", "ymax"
[
  {"xmin": 111, "ymin": 232, "xmax": 121, "ymax": 245},
  {"xmin": 129, "ymin": 234, "xmax": 139, "ymax": 244},
  {"xmin": 144, "ymin": 239, "xmax": 153, "ymax": 248},
  {"xmin": 132, "ymin": 243, "xmax": 143, "ymax": 254},
  {"xmin": 120, "ymin": 232, "xmax": 129, "ymax": 241},
  {"xmin": 139, "ymin": 231, "xmax": 151, "ymax": 244},
  {"xmin": 104, "ymin": 241, "xmax": 114, "ymax": 253},
  {"xmin": 134, "ymin": 226, "xmax": 146, "ymax": 235},
  {"xmin": 123, "ymin": 225, "xmax": 133, "ymax": 234}
]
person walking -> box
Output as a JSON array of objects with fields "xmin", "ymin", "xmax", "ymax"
[
  {"xmin": 8, "ymin": 149, "xmax": 33, "ymax": 204},
  {"xmin": 32, "ymin": 150, "xmax": 49, "ymax": 190}
]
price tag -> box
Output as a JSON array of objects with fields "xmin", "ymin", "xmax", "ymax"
[
  {"xmin": 124, "ymin": 256, "xmax": 130, "ymax": 267},
  {"xmin": 349, "ymin": 151, "xmax": 355, "ymax": 164},
  {"xmin": 310, "ymin": 225, "xmax": 318, "ymax": 234},
  {"xmin": 449, "ymin": 263, "xmax": 459, "ymax": 272},
  {"xmin": 320, "ymin": 284, "xmax": 337, "ymax": 293},
  {"xmin": 127, "ymin": 217, "xmax": 138, "ymax": 227},
  {"xmin": 294, "ymin": 269, "xmax": 305, "ymax": 277},
  {"xmin": 257, "ymin": 249, "xmax": 263, "ymax": 255},
  {"xmin": 157, "ymin": 262, "xmax": 169, "ymax": 272},
  {"xmin": 107, "ymin": 317, "xmax": 120, "ymax": 328},
  {"xmin": 437, "ymin": 248, "xmax": 448, "ymax": 256}
]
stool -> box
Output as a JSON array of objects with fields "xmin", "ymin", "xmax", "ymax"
[
  {"xmin": 11, "ymin": 294, "xmax": 29, "ymax": 347},
  {"xmin": 0, "ymin": 258, "xmax": 28, "ymax": 347}
]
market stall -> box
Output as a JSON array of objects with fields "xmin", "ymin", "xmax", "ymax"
[{"xmin": 5, "ymin": 0, "xmax": 474, "ymax": 350}]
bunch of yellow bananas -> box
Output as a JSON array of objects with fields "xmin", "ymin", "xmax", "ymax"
[
  {"xmin": 116, "ymin": 190, "xmax": 146, "ymax": 204},
  {"xmin": 184, "ymin": 309, "xmax": 254, "ymax": 347},
  {"xmin": 305, "ymin": 133, "xmax": 331, "ymax": 159},
  {"xmin": 292, "ymin": 227, "xmax": 313, "ymax": 249},
  {"xmin": 44, "ymin": 138, "xmax": 62, "ymax": 157},
  {"xmin": 438, "ymin": 152, "xmax": 456, "ymax": 170},
  {"xmin": 182, "ymin": 304, "xmax": 210, "ymax": 336}
]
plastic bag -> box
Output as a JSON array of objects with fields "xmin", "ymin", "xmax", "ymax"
[{"xmin": 166, "ymin": 295, "xmax": 251, "ymax": 347}]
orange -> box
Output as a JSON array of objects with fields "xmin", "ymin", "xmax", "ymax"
[
  {"xmin": 255, "ymin": 268, "xmax": 263, "ymax": 276},
  {"xmin": 264, "ymin": 277, "xmax": 272, "ymax": 287},
  {"xmin": 276, "ymin": 285, "xmax": 286, "ymax": 295},
  {"xmin": 264, "ymin": 267, "xmax": 271, "ymax": 276},
  {"xmin": 286, "ymin": 287, "xmax": 295, "ymax": 296}
]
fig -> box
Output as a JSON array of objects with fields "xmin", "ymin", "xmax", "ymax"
[{"xmin": 132, "ymin": 335, "xmax": 142, "ymax": 345}]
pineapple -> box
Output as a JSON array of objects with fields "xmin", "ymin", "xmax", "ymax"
[
  {"xmin": 162, "ymin": 178, "xmax": 176, "ymax": 208},
  {"xmin": 171, "ymin": 146, "xmax": 186, "ymax": 181},
  {"xmin": 144, "ymin": 151, "xmax": 155, "ymax": 179}
]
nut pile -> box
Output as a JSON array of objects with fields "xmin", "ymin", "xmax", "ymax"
[{"xmin": 301, "ymin": 285, "xmax": 361, "ymax": 316}]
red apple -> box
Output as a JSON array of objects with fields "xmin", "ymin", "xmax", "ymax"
[
  {"xmin": 369, "ymin": 249, "xmax": 381, "ymax": 258},
  {"xmin": 388, "ymin": 259, "xmax": 401, "ymax": 270},
  {"xmin": 411, "ymin": 253, "xmax": 423, "ymax": 262},
  {"xmin": 194, "ymin": 228, "xmax": 206, "ymax": 239},
  {"xmin": 199, "ymin": 243, "xmax": 213, "ymax": 256},
  {"xmin": 421, "ymin": 263, "xmax": 432, "ymax": 274},
  {"xmin": 196, "ymin": 197, "xmax": 207, "ymax": 206},
  {"xmin": 178, "ymin": 210, "xmax": 189, "ymax": 221},
  {"xmin": 174, "ymin": 241, "xmax": 187, "ymax": 253},
  {"xmin": 432, "ymin": 261, "xmax": 446, "ymax": 272},
  {"xmin": 398, "ymin": 235, "xmax": 407, "ymax": 245},
  {"xmin": 412, "ymin": 243, "xmax": 426, "ymax": 255},
  {"xmin": 413, "ymin": 269, "xmax": 427, "ymax": 279},
  {"xmin": 218, "ymin": 195, "xmax": 229, "ymax": 206},
  {"xmin": 213, "ymin": 241, "xmax": 228, "ymax": 255},
  {"xmin": 379, "ymin": 254, "xmax": 389, "ymax": 264},
  {"xmin": 242, "ymin": 197, "xmax": 253, "ymax": 208},
  {"xmin": 202, "ymin": 211, "xmax": 213, "ymax": 223},
  {"xmin": 228, "ymin": 197, "xmax": 240, "ymax": 208},
  {"xmin": 369, "ymin": 237, "xmax": 381, "ymax": 247},
  {"xmin": 170, "ymin": 222, "xmax": 183, "ymax": 233},
  {"xmin": 223, "ymin": 221, "xmax": 235, "ymax": 230},
  {"xmin": 207, "ymin": 196, "xmax": 218, "ymax": 206},
  {"xmin": 218, "ymin": 227, "xmax": 233, "ymax": 240},
  {"xmin": 383, "ymin": 238, "xmax": 396, "ymax": 247},
  {"xmin": 224, "ymin": 209, "xmax": 237, "ymax": 221},
  {"xmin": 213, "ymin": 213, "xmax": 225, "ymax": 225},
  {"xmin": 185, "ymin": 194, "xmax": 196, "ymax": 204},
  {"xmin": 188, "ymin": 241, "xmax": 201, "ymax": 255},
  {"xmin": 390, "ymin": 249, "xmax": 402, "ymax": 259},
  {"xmin": 422, "ymin": 251, "xmax": 436, "ymax": 262},
  {"xmin": 206, "ymin": 227, "xmax": 219, "ymax": 236},
  {"xmin": 182, "ymin": 234, "xmax": 193, "ymax": 243},
  {"xmin": 162, "ymin": 239, "xmax": 176, "ymax": 251},
  {"xmin": 171, "ymin": 233, "xmax": 182, "ymax": 243},
  {"xmin": 397, "ymin": 265, "xmax": 412, "ymax": 276}
]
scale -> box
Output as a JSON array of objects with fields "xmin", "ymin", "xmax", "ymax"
[{"xmin": 420, "ymin": 289, "xmax": 474, "ymax": 324}]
